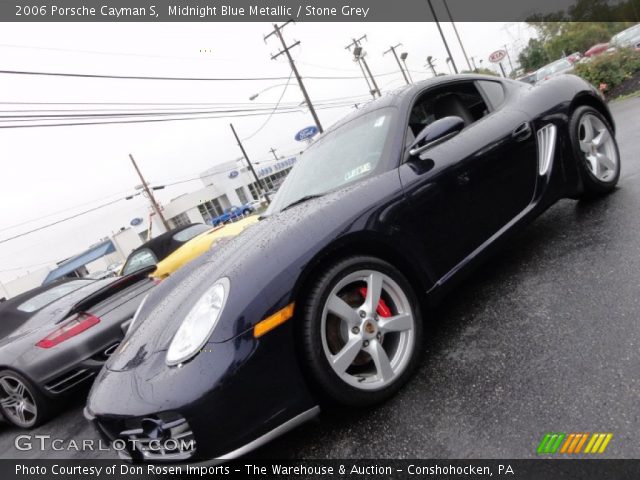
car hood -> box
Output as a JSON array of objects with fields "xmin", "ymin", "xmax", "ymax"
[{"xmin": 105, "ymin": 171, "xmax": 404, "ymax": 372}]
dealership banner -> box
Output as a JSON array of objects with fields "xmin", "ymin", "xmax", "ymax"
[
  {"xmin": 2, "ymin": 0, "xmax": 640, "ymax": 22},
  {"xmin": 3, "ymin": 459, "xmax": 640, "ymax": 479}
]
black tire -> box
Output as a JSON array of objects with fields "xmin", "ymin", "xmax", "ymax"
[
  {"xmin": 243, "ymin": 209, "xmax": 251, "ymax": 215},
  {"xmin": 299, "ymin": 255, "xmax": 423, "ymax": 407},
  {"xmin": 569, "ymin": 105, "xmax": 621, "ymax": 198},
  {"xmin": 0, "ymin": 369, "xmax": 53, "ymax": 429}
]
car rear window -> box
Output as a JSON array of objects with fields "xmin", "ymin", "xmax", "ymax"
[
  {"xmin": 172, "ymin": 224, "xmax": 210, "ymax": 242},
  {"xmin": 121, "ymin": 248, "xmax": 158, "ymax": 275},
  {"xmin": 17, "ymin": 280, "xmax": 90, "ymax": 313}
]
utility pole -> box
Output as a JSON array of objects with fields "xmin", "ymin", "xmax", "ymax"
[
  {"xmin": 345, "ymin": 35, "xmax": 381, "ymax": 98},
  {"xmin": 425, "ymin": 56, "xmax": 437, "ymax": 76},
  {"xmin": 269, "ymin": 147, "xmax": 279, "ymax": 161},
  {"xmin": 384, "ymin": 44, "xmax": 411, "ymax": 85},
  {"xmin": 442, "ymin": 0, "xmax": 472, "ymax": 71},
  {"xmin": 128, "ymin": 154, "xmax": 170, "ymax": 231},
  {"xmin": 470, "ymin": 56, "xmax": 478, "ymax": 71},
  {"xmin": 427, "ymin": 0, "xmax": 458, "ymax": 74},
  {"xmin": 265, "ymin": 21, "xmax": 323, "ymax": 133},
  {"xmin": 503, "ymin": 44, "xmax": 514, "ymax": 73},
  {"xmin": 230, "ymin": 124, "xmax": 270, "ymax": 205}
]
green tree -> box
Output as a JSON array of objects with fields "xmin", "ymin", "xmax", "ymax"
[{"xmin": 518, "ymin": 38, "xmax": 550, "ymax": 72}]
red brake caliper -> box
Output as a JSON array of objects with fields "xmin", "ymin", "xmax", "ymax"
[{"xmin": 358, "ymin": 287, "xmax": 392, "ymax": 317}]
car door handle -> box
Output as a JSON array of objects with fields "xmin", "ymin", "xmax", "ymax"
[{"xmin": 512, "ymin": 122, "xmax": 532, "ymax": 141}]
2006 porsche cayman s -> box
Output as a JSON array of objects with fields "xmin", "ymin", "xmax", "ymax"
[{"xmin": 85, "ymin": 74, "xmax": 621, "ymax": 462}]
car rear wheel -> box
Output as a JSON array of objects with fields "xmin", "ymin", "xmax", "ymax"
[
  {"xmin": 570, "ymin": 106, "xmax": 620, "ymax": 197},
  {"xmin": 300, "ymin": 256, "xmax": 423, "ymax": 406},
  {"xmin": 0, "ymin": 370, "xmax": 51, "ymax": 428}
]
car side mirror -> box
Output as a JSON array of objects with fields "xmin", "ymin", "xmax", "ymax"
[{"xmin": 409, "ymin": 116, "xmax": 465, "ymax": 156}]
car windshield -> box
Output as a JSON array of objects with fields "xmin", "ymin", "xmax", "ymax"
[
  {"xmin": 121, "ymin": 248, "xmax": 158, "ymax": 275},
  {"xmin": 172, "ymin": 224, "xmax": 210, "ymax": 242},
  {"xmin": 16, "ymin": 280, "xmax": 91, "ymax": 313},
  {"xmin": 266, "ymin": 107, "xmax": 396, "ymax": 214},
  {"xmin": 612, "ymin": 25, "xmax": 640, "ymax": 46},
  {"xmin": 537, "ymin": 59, "xmax": 571, "ymax": 79}
]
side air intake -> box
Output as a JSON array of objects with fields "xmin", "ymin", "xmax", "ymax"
[{"xmin": 536, "ymin": 124, "xmax": 557, "ymax": 176}]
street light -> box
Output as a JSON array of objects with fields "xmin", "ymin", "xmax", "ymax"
[
  {"xmin": 249, "ymin": 83, "xmax": 291, "ymax": 101},
  {"xmin": 425, "ymin": 56, "xmax": 437, "ymax": 76},
  {"xmin": 400, "ymin": 52, "xmax": 414, "ymax": 83}
]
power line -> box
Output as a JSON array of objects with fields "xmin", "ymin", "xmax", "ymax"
[
  {"xmin": 0, "ymin": 68, "xmax": 387, "ymax": 82},
  {"xmin": 0, "ymin": 100, "xmax": 358, "ymax": 129},
  {"xmin": 0, "ymin": 190, "xmax": 133, "ymax": 234},
  {"xmin": 242, "ymin": 70, "xmax": 293, "ymax": 141},
  {"xmin": 0, "ymin": 197, "xmax": 125, "ymax": 245}
]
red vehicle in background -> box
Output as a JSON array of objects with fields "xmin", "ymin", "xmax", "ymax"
[{"xmin": 585, "ymin": 42, "xmax": 610, "ymax": 57}]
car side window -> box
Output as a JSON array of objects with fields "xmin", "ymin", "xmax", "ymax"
[
  {"xmin": 407, "ymin": 81, "xmax": 490, "ymax": 139},
  {"xmin": 477, "ymin": 80, "xmax": 505, "ymax": 109}
]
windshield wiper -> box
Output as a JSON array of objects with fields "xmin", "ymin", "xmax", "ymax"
[{"xmin": 281, "ymin": 194, "xmax": 325, "ymax": 212}]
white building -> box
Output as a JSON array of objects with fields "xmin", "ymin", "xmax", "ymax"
[{"xmin": 163, "ymin": 155, "xmax": 297, "ymax": 227}]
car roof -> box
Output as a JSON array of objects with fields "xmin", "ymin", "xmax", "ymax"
[
  {"xmin": 324, "ymin": 74, "xmax": 504, "ymax": 134},
  {"xmin": 128, "ymin": 223, "xmax": 205, "ymax": 260}
]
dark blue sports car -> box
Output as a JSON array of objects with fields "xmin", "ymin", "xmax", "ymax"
[{"xmin": 85, "ymin": 74, "xmax": 620, "ymax": 462}]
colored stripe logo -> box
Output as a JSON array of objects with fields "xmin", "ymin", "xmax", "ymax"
[{"xmin": 537, "ymin": 433, "xmax": 612, "ymax": 454}]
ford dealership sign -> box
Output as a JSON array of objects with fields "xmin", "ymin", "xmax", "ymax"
[{"xmin": 295, "ymin": 125, "xmax": 319, "ymax": 142}]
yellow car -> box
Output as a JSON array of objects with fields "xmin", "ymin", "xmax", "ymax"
[{"xmin": 151, "ymin": 216, "xmax": 259, "ymax": 280}]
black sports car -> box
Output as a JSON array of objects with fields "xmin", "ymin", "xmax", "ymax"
[
  {"xmin": 0, "ymin": 270, "xmax": 155, "ymax": 428},
  {"xmin": 86, "ymin": 74, "xmax": 621, "ymax": 462}
]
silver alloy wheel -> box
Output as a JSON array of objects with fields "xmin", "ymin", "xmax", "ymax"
[
  {"xmin": 0, "ymin": 375, "xmax": 38, "ymax": 427},
  {"xmin": 578, "ymin": 113, "xmax": 618, "ymax": 182},
  {"xmin": 320, "ymin": 269, "xmax": 415, "ymax": 391}
]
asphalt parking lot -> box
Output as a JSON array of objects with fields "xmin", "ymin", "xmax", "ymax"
[{"xmin": 1, "ymin": 97, "xmax": 639, "ymax": 460}]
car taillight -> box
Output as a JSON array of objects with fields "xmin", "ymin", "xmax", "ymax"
[{"xmin": 36, "ymin": 313, "xmax": 100, "ymax": 349}]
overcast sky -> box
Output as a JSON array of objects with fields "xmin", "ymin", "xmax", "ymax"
[{"xmin": 0, "ymin": 21, "xmax": 534, "ymax": 284}]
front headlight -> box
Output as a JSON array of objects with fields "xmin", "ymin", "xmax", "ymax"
[{"xmin": 166, "ymin": 277, "xmax": 230, "ymax": 366}]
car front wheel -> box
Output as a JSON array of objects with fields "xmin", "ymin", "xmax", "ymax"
[{"xmin": 300, "ymin": 256, "xmax": 423, "ymax": 407}]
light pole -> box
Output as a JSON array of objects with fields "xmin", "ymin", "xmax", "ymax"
[
  {"xmin": 346, "ymin": 35, "xmax": 381, "ymax": 98},
  {"xmin": 249, "ymin": 83, "xmax": 290, "ymax": 101},
  {"xmin": 384, "ymin": 44, "xmax": 411, "ymax": 85},
  {"xmin": 128, "ymin": 154, "xmax": 170, "ymax": 232},
  {"xmin": 400, "ymin": 52, "xmax": 414, "ymax": 83},
  {"xmin": 446, "ymin": 57, "xmax": 453, "ymax": 74},
  {"xmin": 425, "ymin": 56, "xmax": 437, "ymax": 76}
]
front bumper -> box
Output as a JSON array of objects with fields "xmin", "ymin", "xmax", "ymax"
[{"xmin": 85, "ymin": 321, "xmax": 318, "ymax": 461}]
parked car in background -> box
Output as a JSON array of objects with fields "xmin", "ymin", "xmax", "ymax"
[
  {"xmin": 516, "ymin": 71, "xmax": 537, "ymax": 85},
  {"xmin": 209, "ymin": 204, "xmax": 254, "ymax": 226},
  {"xmin": 0, "ymin": 269, "xmax": 155, "ymax": 428},
  {"xmin": 610, "ymin": 23, "xmax": 640, "ymax": 50},
  {"xmin": 566, "ymin": 52, "xmax": 582, "ymax": 64},
  {"xmin": 87, "ymin": 74, "xmax": 620, "ymax": 462},
  {"xmin": 120, "ymin": 223, "xmax": 212, "ymax": 276},
  {"xmin": 584, "ymin": 42, "xmax": 610, "ymax": 58},
  {"xmin": 151, "ymin": 216, "xmax": 259, "ymax": 280},
  {"xmin": 87, "ymin": 270, "xmax": 118, "ymax": 280},
  {"xmin": 536, "ymin": 58, "xmax": 574, "ymax": 83}
]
